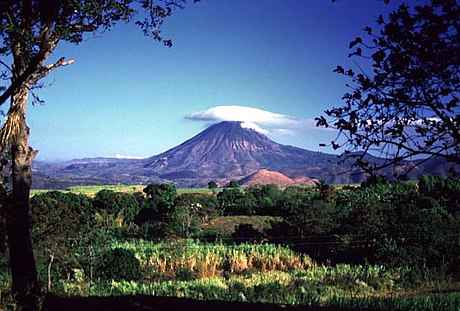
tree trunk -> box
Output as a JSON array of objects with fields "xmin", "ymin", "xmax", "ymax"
[{"xmin": 4, "ymin": 87, "xmax": 40, "ymax": 310}]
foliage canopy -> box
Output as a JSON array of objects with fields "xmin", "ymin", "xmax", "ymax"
[{"xmin": 316, "ymin": 0, "xmax": 460, "ymax": 172}]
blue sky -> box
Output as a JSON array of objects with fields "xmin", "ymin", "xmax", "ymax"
[{"xmin": 26, "ymin": 0, "xmax": 405, "ymax": 161}]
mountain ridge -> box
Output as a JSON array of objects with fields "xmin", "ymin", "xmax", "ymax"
[
  {"xmin": 32, "ymin": 121, "xmax": 459, "ymax": 188},
  {"xmin": 137, "ymin": 121, "xmax": 341, "ymax": 184}
]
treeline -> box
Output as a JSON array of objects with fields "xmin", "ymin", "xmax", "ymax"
[
  {"xmin": 0, "ymin": 175, "xmax": 458, "ymax": 282},
  {"xmin": 217, "ymin": 176, "xmax": 460, "ymax": 272}
]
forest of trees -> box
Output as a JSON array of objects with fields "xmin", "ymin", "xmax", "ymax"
[
  {"xmin": 1, "ymin": 176, "xmax": 458, "ymax": 308},
  {"xmin": 5, "ymin": 176, "xmax": 455, "ymax": 280}
]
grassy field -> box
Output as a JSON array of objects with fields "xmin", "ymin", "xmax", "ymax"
[
  {"xmin": 17, "ymin": 239, "xmax": 459, "ymax": 311},
  {"xmin": 30, "ymin": 183, "xmax": 362, "ymax": 198},
  {"xmin": 30, "ymin": 185, "xmax": 214, "ymax": 197}
]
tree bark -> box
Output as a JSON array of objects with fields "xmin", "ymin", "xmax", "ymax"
[{"xmin": 4, "ymin": 86, "xmax": 40, "ymax": 310}]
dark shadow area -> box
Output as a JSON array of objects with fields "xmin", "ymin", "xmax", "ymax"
[{"xmin": 41, "ymin": 293, "xmax": 386, "ymax": 311}]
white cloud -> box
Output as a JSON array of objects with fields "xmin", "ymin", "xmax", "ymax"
[
  {"xmin": 186, "ymin": 105, "xmax": 302, "ymax": 134},
  {"xmin": 187, "ymin": 105, "xmax": 299, "ymax": 125},
  {"xmin": 271, "ymin": 128, "xmax": 297, "ymax": 136},
  {"xmin": 111, "ymin": 154, "xmax": 142, "ymax": 159},
  {"xmin": 240, "ymin": 122, "xmax": 269, "ymax": 134}
]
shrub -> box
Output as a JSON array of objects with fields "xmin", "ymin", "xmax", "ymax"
[
  {"xmin": 96, "ymin": 248, "xmax": 141, "ymax": 281},
  {"xmin": 419, "ymin": 175, "xmax": 460, "ymax": 216},
  {"xmin": 93, "ymin": 190, "xmax": 141, "ymax": 223},
  {"xmin": 30, "ymin": 191, "xmax": 95, "ymax": 277},
  {"xmin": 143, "ymin": 183, "xmax": 177, "ymax": 215},
  {"xmin": 245, "ymin": 184, "xmax": 282, "ymax": 215}
]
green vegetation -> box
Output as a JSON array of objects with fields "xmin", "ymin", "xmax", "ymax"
[
  {"xmin": 177, "ymin": 188, "xmax": 215, "ymax": 194},
  {"xmin": 30, "ymin": 185, "xmax": 213, "ymax": 197},
  {"xmin": 2, "ymin": 177, "xmax": 460, "ymax": 310},
  {"xmin": 66, "ymin": 185, "xmax": 146, "ymax": 196},
  {"xmin": 201, "ymin": 216, "xmax": 282, "ymax": 239},
  {"xmin": 96, "ymin": 248, "xmax": 142, "ymax": 282},
  {"xmin": 4, "ymin": 238, "xmax": 459, "ymax": 310}
]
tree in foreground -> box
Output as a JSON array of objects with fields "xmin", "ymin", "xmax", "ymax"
[
  {"xmin": 316, "ymin": 0, "xmax": 459, "ymax": 173},
  {"xmin": 0, "ymin": 1, "xmax": 196, "ymax": 309}
]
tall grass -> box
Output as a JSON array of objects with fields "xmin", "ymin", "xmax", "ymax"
[
  {"xmin": 111, "ymin": 239, "xmax": 315, "ymax": 279},
  {"xmin": 53, "ymin": 268, "xmax": 460, "ymax": 310},
  {"xmin": 33, "ymin": 238, "xmax": 460, "ymax": 310}
]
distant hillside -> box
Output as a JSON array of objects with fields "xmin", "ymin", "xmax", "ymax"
[
  {"xmin": 238, "ymin": 169, "xmax": 317, "ymax": 187},
  {"xmin": 33, "ymin": 121, "xmax": 460, "ymax": 189}
]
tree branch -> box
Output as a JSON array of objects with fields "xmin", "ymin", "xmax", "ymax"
[
  {"xmin": 0, "ymin": 25, "xmax": 57, "ymax": 106},
  {"xmin": 0, "ymin": 60, "xmax": 12, "ymax": 72},
  {"xmin": 31, "ymin": 57, "xmax": 75, "ymax": 84}
]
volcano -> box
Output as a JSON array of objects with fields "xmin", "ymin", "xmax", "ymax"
[
  {"xmin": 33, "ymin": 121, "xmax": 459, "ymax": 188},
  {"xmin": 137, "ymin": 121, "xmax": 345, "ymax": 185}
]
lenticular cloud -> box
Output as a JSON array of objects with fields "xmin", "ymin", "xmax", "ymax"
[
  {"xmin": 186, "ymin": 105, "xmax": 300, "ymax": 134},
  {"xmin": 186, "ymin": 105, "xmax": 336, "ymax": 139}
]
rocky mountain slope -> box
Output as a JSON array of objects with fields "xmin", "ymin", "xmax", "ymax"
[{"xmin": 138, "ymin": 121, "xmax": 342, "ymax": 184}]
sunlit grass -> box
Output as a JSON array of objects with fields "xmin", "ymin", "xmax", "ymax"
[
  {"xmin": 65, "ymin": 185, "xmax": 146, "ymax": 195},
  {"xmin": 30, "ymin": 182, "xmax": 363, "ymax": 198},
  {"xmin": 111, "ymin": 239, "xmax": 315, "ymax": 279},
  {"xmin": 30, "ymin": 185, "xmax": 215, "ymax": 197},
  {"xmin": 2, "ymin": 238, "xmax": 459, "ymax": 310}
]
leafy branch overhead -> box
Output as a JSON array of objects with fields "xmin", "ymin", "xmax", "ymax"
[{"xmin": 316, "ymin": 0, "xmax": 459, "ymax": 172}]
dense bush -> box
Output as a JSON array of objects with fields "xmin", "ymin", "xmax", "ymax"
[
  {"xmin": 268, "ymin": 177, "xmax": 460, "ymax": 270},
  {"xmin": 30, "ymin": 191, "xmax": 96, "ymax": 277},
  {"xmin": 164, "ymin": 204, "xmax": 202, "ymax": 238},
  {"xmin": 93, "ymin": 190, "xmax": 141, "ymax": 223},
  {"xmin": 245, "ymin": 184, "xmax": 282, "ymax": 215},
  {"xmin": 95, "ymin": 248, "xmax": 141, "ymax": 281},
  {"xmin": 174, "ymin": 193, "xmax": 219, "ymax": 222},
  {"xmin": 217, "ymin": 188, "xmax": 248, "ymax": 215},
  {"xmin": 232, "ymin": 224, "xmax": 266, "ymax": 243},
  {"xmin": 134, "ymin": 183, "xmax": 178, "ymax": 236},
  {"xmin": 277, "ymin": 186, "xmax": 317, "ymax": 216},
  {"xmin": 164, "ymin": 193, "xmax": 221, "ymax": 238},
  {"xmin": 419, "ymin": 175, "xmax": 460, "ymax": 216},
  {"xmin": 142, "ymin": 183, "xmax": 177, "ymax": 214},
  {"xmin": 333, "ymin": 180, "xmax": 458, "ymax": 268},
  {"xmin": 30, "ymin": 191, "xmax": 95, "ymax": 239}
]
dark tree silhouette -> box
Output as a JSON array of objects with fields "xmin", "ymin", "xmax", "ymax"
[
  {"xmin": 0, "ymin": 1, "xmax": 196, "ymax": 309},
  {"xmin": 143, "ymin": 183, "xmax": 177, "ymax": 216},
  {"xmin": 207, "ymin": 180, "xmax": 218, "ymax": 190},
  {"xmin": 317, "ymin": 0, "xmax": 459, "ymax": 173}
]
